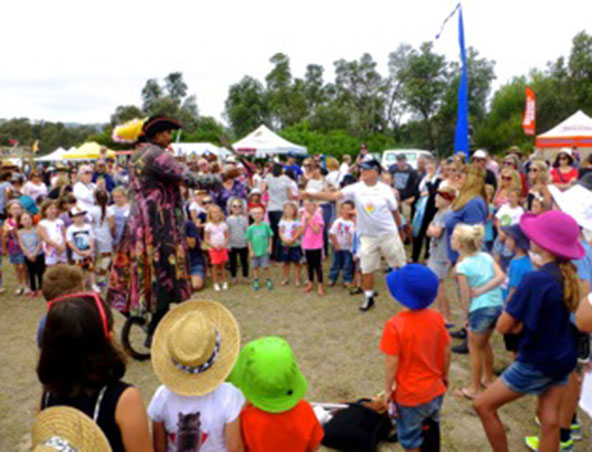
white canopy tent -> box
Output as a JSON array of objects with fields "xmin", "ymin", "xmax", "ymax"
[
  {"xmin": 536, "ymin": 110, "xmax": 592, "ymax": 153},
  {"xmin": 36, "ymin": 147, "xmax": 68, "ymax": 162},
  {"xmin": 170, "ymin": 142, "xmax": 230, "ymax": 159},
  {"xmin": 232, "ymin": 125, "xmax": 307, "ymax": 158}
]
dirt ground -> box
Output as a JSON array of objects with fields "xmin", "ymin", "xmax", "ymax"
[{"xmin": 1, "ymin": 262, "xmax": 589, "ymax": 451}]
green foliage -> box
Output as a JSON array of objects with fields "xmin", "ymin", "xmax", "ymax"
[
  {"xmin": 3, "ymin": 31, "xmax": 592, "ymax": 159},
  {"xmin": 224, "ymin": 76, "xmax": 270, "ymax": 139}
]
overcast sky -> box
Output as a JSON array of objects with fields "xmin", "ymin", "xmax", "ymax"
[{"xmin": 2, "ymin": 0, "xmax": 590, "ymax": 126}]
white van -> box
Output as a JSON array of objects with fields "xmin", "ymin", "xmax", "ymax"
[{"xmin": 381, "ymin": 149, "xmax": 433, "ymax": 170}]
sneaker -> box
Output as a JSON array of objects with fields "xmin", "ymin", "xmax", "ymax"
[
  {"xmin": 253, "ymin": 280, "xmax": 260, "ymax": 291},
  {"xmin": 359, "ymin": 297, "xmax": 375, "ymax": 312},
  {"xmin": 214, "ymin": 283, "xmax": 221, "ymax": 292},
  {"xmin": 91, "ymin": 284, "xmax": 101, "ymax": 293},
  {"xmin": 0, "ymin": 288, "xmax": 5, "ymax": 294},
  {"xmin": 570, "ymin": 422, "xmax": 582, "ymax": 441},
  {"xmin": 349, "ymin": 286, "xmax": 363, "ymax": 295},
  {"xmin": 450, "ymin": 328, "xmax": 467, "ymax": 340},
  {"xmin": 222, "ymin": 282, "xmax": 229, "ymax": 291},
  {"xmin": 15, "ymin": 288, "xmax": 24, "ymax": 296},
  {"xmin": 452, "ymin": 340, "xmax": 469, "ymax": 354},
  {"xmin": 265, "ymin": 279, "xmax": 273, "ymax": 291},
  {"xmin": 577, "ymin": 332, "xmax": 590, "ymax": 364},
  {"xmin": 524, "ymin": 435, "xmax": 574, "ymax": 451}
]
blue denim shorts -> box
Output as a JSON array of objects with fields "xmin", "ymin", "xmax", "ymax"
[
  {"xmin": 9, "ymin": 253, "xmax": 25, "ymax": 265},
  {"xmin": 501, "ymin": 360, "xmax": 569, "ymax": 395},
  {"xmin": 469, "ymin": 306, "xmax": 502, "ymax": 334},
  {"xmin": 251, "ymin": 253, "xmax": 270, "ymax": 269},
  {"xmin": 395, "ymin": 395, "xmax": 443, "ymax": 450},
  {"xmin": 189, "ymin": 261, "xmax": 205, "ymax": 278}
]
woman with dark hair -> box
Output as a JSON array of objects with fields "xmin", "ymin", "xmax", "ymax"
[
  {"xmin": 211, "ymin": 168, "xmax": 247, "ymax": 214},
  {"xmin": 262, "ymin": 163, "xmax": 292, "ymax": 260},
  {"xmin": 412, "ymin": 159, "xmax": 441, "ymax": 262},
  {"xmin": 578, "ymin": 153, "xmax": 592, "ymax": 180},
  {"xmin": 551, "ymin": 148, "xmax": 579, "ymax": 190},
  {"xmin": 38, "ymin": 294, "xmax": 152, "ymax": 451}
]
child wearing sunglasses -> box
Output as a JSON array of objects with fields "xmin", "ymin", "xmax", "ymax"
[
  {"xmin": 37, "ymin": 291, "xmax": 152, "ymax": 452},
  {"xmin": 227, "ymin": 197, "xmax": 249, "ymax": 284}
]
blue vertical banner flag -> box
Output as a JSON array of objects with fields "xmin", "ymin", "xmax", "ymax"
[{"xmin": 454, "ymin": 5, "xmax": 469, "ymax": 157}]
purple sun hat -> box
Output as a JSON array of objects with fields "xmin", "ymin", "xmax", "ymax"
[{"xmin": 519, "ymin": 211, "xmax": 585, "ymax": 260}]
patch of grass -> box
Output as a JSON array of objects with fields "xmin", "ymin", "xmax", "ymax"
[{"xmin": 0, "ymin": 262, "xmax": 588, "ymax": 451}]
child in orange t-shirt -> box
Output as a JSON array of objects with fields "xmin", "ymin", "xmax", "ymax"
[
  {"xmin": 228, "ymin": 336, "xmax": 324, "ymax": 452},
  {"xmin": 380, "ymin": 264, "xmax": 451, "ymax": 451}
]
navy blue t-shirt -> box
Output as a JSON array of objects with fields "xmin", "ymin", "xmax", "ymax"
[
  {"xmin": 185, "ymin": 222, "xmax": 204, "ymax": 268},
  {"xmin": 506, "ymin": 262, "xmax": 577, "ymax": 378}
]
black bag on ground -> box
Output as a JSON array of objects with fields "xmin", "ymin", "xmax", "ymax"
[{"xmin": 321, "ymin": 399, "xmax": 396, "ymax": 452}]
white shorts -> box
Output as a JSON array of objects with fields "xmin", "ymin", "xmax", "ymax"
[
  {"xmin": 359, "ymin": 233, "xmax": 406, "ymax": 274},
  {"xmin": 45, "ymin": 251, "xmax": 68, "ymax": 266}
]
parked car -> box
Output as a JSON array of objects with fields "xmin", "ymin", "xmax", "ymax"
[{"xmin": 381, "ymin": 149, "xmax": 433, "ymax": 170}]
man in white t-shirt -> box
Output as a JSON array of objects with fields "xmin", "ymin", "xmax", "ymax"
[{"xmin": 302, "ymin": 158, "xmax": 406, "ymax": 311}]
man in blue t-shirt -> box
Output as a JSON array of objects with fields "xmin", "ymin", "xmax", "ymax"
[{"xmin": 283, "ymin": 152, "xmax": 302, "ymax": 181}]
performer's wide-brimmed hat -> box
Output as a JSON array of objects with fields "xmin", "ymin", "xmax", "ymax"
[{"xmin": 142, "ymin": 115, "xmax": 182, "ymax": 139}]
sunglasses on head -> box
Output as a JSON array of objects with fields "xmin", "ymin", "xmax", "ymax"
[
  {"xmin": 47, "ymin": 292, "xmax": 109, "ymax": 339},
  {"xmin": 503, "ymin": 161, "xmax": 513, "ymax": 166},
  {"xmin": 202, "ymin": 200, "xmax": 212, "ymax": 205},
  {"xmin": 232, "ymin": 204, "xmax": 242, "ymax": 208}
]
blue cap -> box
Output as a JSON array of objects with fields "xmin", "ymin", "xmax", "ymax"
[
  {"xmin": 500, "ymin": 224, "xmax": 530, "ymax": 251},
  {"xmin": 359, "ymin": 158, "xmax": 382, "ymax": 173},
  {"xmin": 386, "ymin": 264, "xmax": 439, "ymax": 310}
]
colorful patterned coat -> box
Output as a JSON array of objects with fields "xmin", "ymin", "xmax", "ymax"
[{"xmin": 107, "ymin": 143, "xmax": 200, "ymax": 316}]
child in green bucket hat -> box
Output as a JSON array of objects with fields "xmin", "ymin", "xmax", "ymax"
[{"xmin": 228, "ymin": 336, "xmax": 324, "ymax": 451}]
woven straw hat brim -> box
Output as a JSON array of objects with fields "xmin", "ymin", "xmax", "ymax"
[
  {"xmin": 32, "ymin": 406, "xmax": 111, "ymax": 452},
  {"xmin": 152, "ymin": 300, "xmax": 240, "ymax": 396}
]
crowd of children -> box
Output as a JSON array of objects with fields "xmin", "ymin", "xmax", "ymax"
[{"xmin": 17, "ymin": 146, "xmax": 592, "ymax": 451}]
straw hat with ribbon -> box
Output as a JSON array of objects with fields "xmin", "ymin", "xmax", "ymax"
[
  {"xmin": 32, "ymin": 406, "xmax": 111, "ymax": 452},
  {"xmin": 152, "ymin": 300, "xmax": 240, "ymax": 396}
]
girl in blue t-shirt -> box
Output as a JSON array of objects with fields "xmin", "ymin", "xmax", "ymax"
[
  {"xmin": 452, "ymin": 223, "xmax": 505, "ymax": 400},
  {"xmin": 473, "ymin": 211, "xmax": 584, "ymax": 452}
]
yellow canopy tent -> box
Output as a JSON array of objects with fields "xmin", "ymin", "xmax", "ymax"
[{"xmin": 62, "ymin": 142, "xmax": 116, "ymax": 160}]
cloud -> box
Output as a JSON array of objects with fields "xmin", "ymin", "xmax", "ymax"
[{"xmin": 1, "ymin": 0, "xmax": 590, "ymax": 124}]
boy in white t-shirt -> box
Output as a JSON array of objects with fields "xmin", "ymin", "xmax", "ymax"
[
  {"xmin": 66, "ymin": 206, "xmax": 99, "ymax": 292},
  {"xmin": 328, "ymin": 200, "xmax": 356, "ymax": 287}
]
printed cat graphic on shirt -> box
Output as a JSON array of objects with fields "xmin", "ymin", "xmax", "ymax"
[{"xmin": 176, "ymin": 411, "xmax": 202, "ymax": 451}]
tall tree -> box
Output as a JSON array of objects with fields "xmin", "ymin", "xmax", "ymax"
[
  {"xmin": 398, "ymin": 42, "xmax": 448, "ymax": 151},
  {"xmin": 224, "ymin": 76, "xmax": 270, "ymax": 138},
  {"xmin": 333, "ymin": 53, "xmax": 387, "ymax": 136},
  {"xmin": 265, "ymin": 53, "xmax": 307, "ymax": 128},
  {"xmin": 110, "ymin": 105, "xmax": 144, "ymax": 126}
]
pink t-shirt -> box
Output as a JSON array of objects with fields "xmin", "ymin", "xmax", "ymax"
[
  {"xmin": 301, "ymin": 210, "xmax": 324, "ymax": 250},
  {"xmin": 205, "ymin": 222, "xmax": 228, "ymax": 249}
]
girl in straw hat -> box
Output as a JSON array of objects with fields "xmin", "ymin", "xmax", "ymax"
[
  {"xmin": 37, "ymin": 293, "xmax": 152, "ymax": 451},
  {"xmin": 32, "ymin": 406, "xmax": 111, "ymax": 452},
  {"xmin": 147, "ymin": 301, "xmax": 245, "ymax": 452}
]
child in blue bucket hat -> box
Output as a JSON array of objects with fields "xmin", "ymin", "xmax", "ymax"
[
  {"xmin": 379, "ymin": 264, "xmax": 451, "ymax": 451},
  {"xmin": 500, "ymin": 223, "xmax": 533, "ymax": 358}
]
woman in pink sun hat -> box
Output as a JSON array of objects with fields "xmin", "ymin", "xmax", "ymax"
[{"xmin": 473, "ymin": 210, "xmax": 584, "ymax": 452}]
